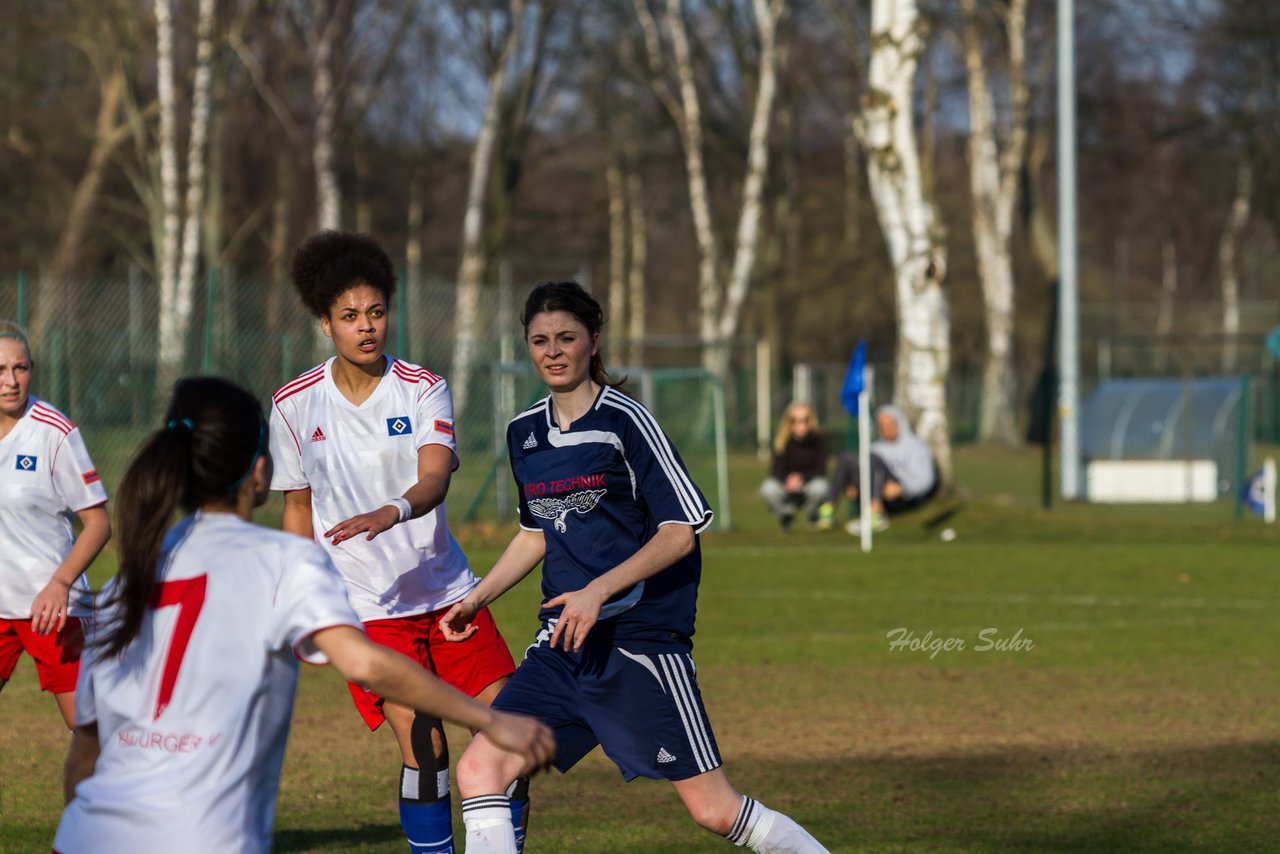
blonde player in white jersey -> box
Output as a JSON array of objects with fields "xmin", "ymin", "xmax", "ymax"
[
  {"xmin": 269, "ymin": 232, "xmax": 527, "ymax": 854},
  {"xmin": 0, "ymin": 321, "xmax": 110, "ymax": 729},
  {"xmin": 54, "ymin": 377, "xmax": 553, "ymax": 854}
]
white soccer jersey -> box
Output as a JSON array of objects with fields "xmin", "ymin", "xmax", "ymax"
[
  {"xmin": 268, "ymin": 356, "xmax": 477, "ymax": 622},
  {"xmin": 0, "ymin": 396, "xmax": 107, "ymax": 619},
  {"xmin": 54, "ymin": 512, "xmax": 362, "ymax": 854}
]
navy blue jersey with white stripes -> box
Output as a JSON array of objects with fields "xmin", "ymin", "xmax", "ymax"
[{"xmin": 507, "ymin": 386, "xmax": 713, "ymax": 645}]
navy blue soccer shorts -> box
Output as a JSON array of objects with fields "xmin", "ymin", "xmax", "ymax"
[{"xmin": 491, "ymin": 625, "xmax": 723, "ymax": 782}]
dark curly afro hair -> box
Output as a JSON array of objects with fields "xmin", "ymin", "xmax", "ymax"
[{"xmin": 290, "ymin": 231, "xmax": 396, "ymax": 318}]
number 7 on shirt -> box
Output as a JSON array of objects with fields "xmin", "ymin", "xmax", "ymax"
[{"xmin": 148, "ymin": 576, "xmax": 208, "ymax": 720}]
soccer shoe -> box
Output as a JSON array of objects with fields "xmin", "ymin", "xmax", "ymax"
[
  {"xmin": 815, "ymin": 502, "xmax": 835, "ymax": 531},
  {"xmin": 871, "ymin": 510, "xmax": 889, "ymax": 532}
]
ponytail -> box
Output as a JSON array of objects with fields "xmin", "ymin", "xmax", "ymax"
[
  {"xmin": 96, "ymin": 426, "xmax": 195, "ymax": 659},
  {"xmin": 96, "ymin": 378, "xmax": 265, "ymax": 659}
]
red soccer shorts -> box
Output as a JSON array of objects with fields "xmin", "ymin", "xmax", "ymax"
[
  {"xmin": 0, "ymin": 616, "xmax": 83, "ymax": 693},
  {"xmin": 347, "ymin": 605, "xmax": 515, "ymax": 731}
]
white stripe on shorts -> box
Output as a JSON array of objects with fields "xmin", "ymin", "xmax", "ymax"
[{"xmin": 658, "ymin": 653, "xmax": 719, "ymax": 773}]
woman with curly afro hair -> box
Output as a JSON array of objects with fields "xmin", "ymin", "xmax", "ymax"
[{"xmin": 267, "ymin": 231, "xmax": 528, "ymax": 854}]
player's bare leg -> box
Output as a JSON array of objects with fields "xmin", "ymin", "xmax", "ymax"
[
  {"xmin": 671, "ymin": 768, "xmax": 830, "ymax": 853},
  {"xmin": 457, "ymin": 732, "xmax": 527, "ymax": 854},
  {"xmin": 386, "ymin": 700, "xmax": 454, "ymax": 854},
  {"xmin": 53, "ymin": 690, "xmax": 75, "ymax": 729},
  {"xmin": 469, "ymin": 678, "xmax": 530, "ymax": 853}
]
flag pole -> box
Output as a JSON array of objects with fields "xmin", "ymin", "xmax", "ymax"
[{"xmin": 859, "ymin": 365, "xmax": 874, "ymax": 553}]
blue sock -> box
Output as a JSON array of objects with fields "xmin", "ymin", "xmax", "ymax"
[
  {"xmin": 509, "ymin": 797, "xmax": 528, "ymax": 853},
  {"xmin": 399, "ymin": 799, "xmax": 453, "ymax": 854},
  {"xmin": 400, "ymin": 764, "xmax": 454, "ymax": 854},
  {"xmin": 507, "ymin": 776, "xmax": 530, "ymax": 853}
]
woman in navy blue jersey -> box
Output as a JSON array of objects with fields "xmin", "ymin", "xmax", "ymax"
[{"xmin": 441, "ymin": 282, "xmax": 829, "ymax": 854}]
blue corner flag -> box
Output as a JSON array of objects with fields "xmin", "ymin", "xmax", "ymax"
[
  {"xmin": 840, "ymin": 341, "xmax": 867, "ymax": 416},
  {"xmin": 1243, "ymin": 468, "xmax": 1267, "ymax": 518}
]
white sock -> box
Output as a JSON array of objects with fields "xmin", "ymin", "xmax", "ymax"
[
  {"xmin": 461, "ymin": 795, "xmax": 516, "ymax": 854},
  {"xmin": 726, "ymin": 796, "xmax": 830, "ymax": 853}
]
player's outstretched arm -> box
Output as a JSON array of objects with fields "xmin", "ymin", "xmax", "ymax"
[
  {"xmin": 32, "ymin": 504, "xmax": 110, "ymax": 635},
  {"xmin": 323, "ymin": 444, "xmax": 454, "ymax": 544},
  {"xmin": 63, "ymin": 724, "xmax": 100, "ymax": 804},
  {"xmin": 546, "ymin": 522, "xmax": 695, "ymax": 653},
  {"xmin": 439, "ymin": 529, "xmax": 546, "ymax": 641},
  {"xmin": 312, "ymin": 625, "xmax": 555, "ymax": 774}
]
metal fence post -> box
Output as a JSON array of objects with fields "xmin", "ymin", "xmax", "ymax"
[
  {"xmin": 203, "ymin": 267, "xmax": 217, "ymax": 373},
  {"xmin": 756, "ymin": 338, "xmax": 771, "ymax": 461},
  {"xmin": 396, "ymin": 272, "xmax": 407, "ymax": 357},
  {"xmin": 1236, "ymin": 372, "xmax": 1250, "ymax": 520},
  {"xmin": 16, "ymin": 271, "xmax": 28, "ymax": 328}
]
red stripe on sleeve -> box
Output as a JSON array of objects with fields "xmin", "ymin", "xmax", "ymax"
[
  {"xmin": 272, "ymin": 365, "xmax": 327, "ymax": 403},
  {"xmin": 272, "ymin": 373, "xmax": 325, "ymax": 404},
  {"xmin": 30, "ymin": 411, "xmax": 72, "ymax": 435}
]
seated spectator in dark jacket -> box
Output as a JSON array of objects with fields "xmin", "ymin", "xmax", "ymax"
[
  {"xmin": 829, "ymin": 404, "xmax": 938, "ymax": 532},
  {"xmin": 760, "ymin": 402, "xmax": 830, "ymax": 531}
]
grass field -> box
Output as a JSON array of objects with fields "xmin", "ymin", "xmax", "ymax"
[{"xmin": 3, "ymin": 444, "xmax": 1279, "ymax": 852}]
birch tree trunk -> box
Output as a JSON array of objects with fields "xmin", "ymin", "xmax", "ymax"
[
  {"xmin": 1219, "ymin": 161, "xmax": 1251, "ymax": 372},
  {"xmin": 155, "ymin": 0, "xmax": 182, "ymax": 373},
  {"xmin": 155, "ymin": 0, "xmax": 215, "ymax": 395},
  {"xmin": 452, "ymin": 0, "xmax": 525, "ymax": 417},
  {"xmin": 606, "ymin": 151, "xmax": 629, "ymax": 350},
  {"xmin": 307, "ymin": 0, "xmax": 347, "ymax": 356},
  {"xmin": 962, "ymin": 0, "xmax": 1028, "ymax": 445},
  {"xmin": 715, "ymin": 0, "xmax": 787, "ymax": 375},
  {"xmin": 658, "ymin": 0, "xmax": 722, "ymax": 364},
  {"xmin": 859, "ymin": 0, "xmax": 952, "ymax": 481},
  {"xmin": 626, "ymin": 162, "xmax": 648, "ymax": 368},
  {"xmin": 175, "ymin": 0, "xmax": 216, "ymax": 348},
  {"xmin": 311, "ymin": 0, "xmax": 344, "ymax": 232},
  {"xmin": 635, "ymin": 0, "xmax": 786, "ymax": 375},
  {"xmin": 406, "ymin": 167, "xmax": 425, "ymax": 364}
]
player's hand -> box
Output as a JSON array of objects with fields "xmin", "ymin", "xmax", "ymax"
[
  {"xmin": 31, "ymin": 579, "xmax": 71, "ymax": 635},
  {"xmin": 483, "ymin": 710, "xmax": 556, "ymax": 776},
  {"xmin": 438, "ymin": 600, "xmax": 480, "ymax": 642},
  {"xmin": 324, "ymin": 505, "xmax": 400, "ymax": 545},
  {"xmin": 544, "ymin": 585, "xmax": 608, "ymax": 653},
  {"xmin": 784, "ymin": 472, "xmax": 804, "ymax": 492}
]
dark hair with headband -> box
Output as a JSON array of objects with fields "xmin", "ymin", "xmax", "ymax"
[{"xmin": 96, "ymin": 377, "xmax": 267, "ymax": 659}]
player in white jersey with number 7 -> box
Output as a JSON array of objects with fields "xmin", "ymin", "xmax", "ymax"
[
  {"xmin": 0, "ymin": 320, "xmax": 110, "ymax": 731},
  {"xmin": 269, "ymin": 232, "xmax": 527, "ymax": 854},
  {"xmin": 53, "ymin": 377, "xmax": 553, "ymax": 854}
]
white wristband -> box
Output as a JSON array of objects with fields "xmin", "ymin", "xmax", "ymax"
[{"xmin": 383, "ymin": 497, "xmax": 412, "ymax": 524}]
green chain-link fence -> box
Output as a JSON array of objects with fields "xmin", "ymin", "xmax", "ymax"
[{"xmin": 0, "ymin": 272, "xmax": 764, "ymax": 525}]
